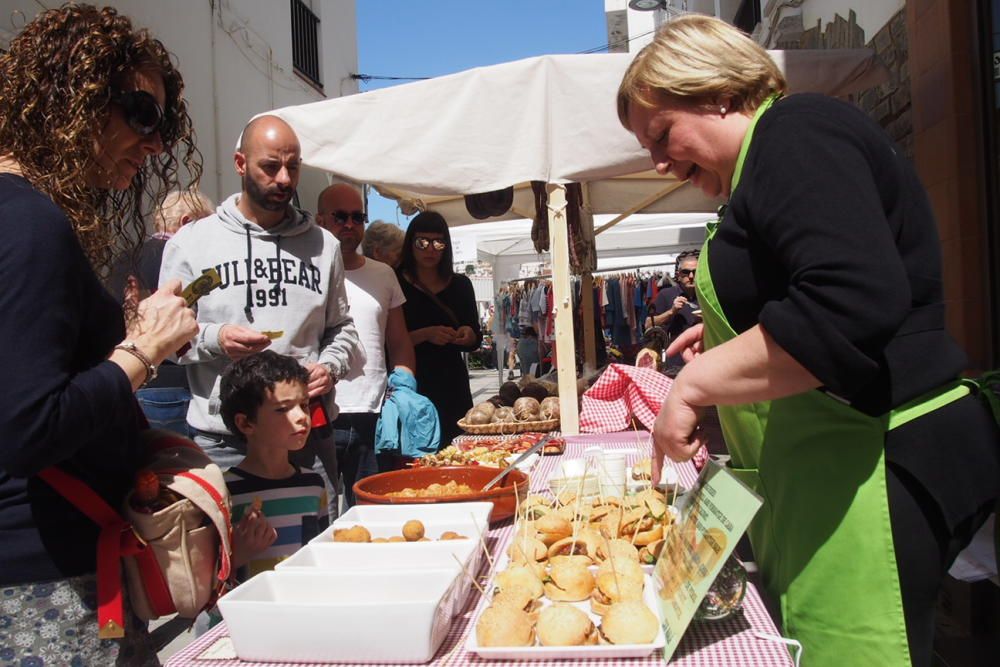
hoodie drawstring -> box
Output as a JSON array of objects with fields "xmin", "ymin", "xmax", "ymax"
[{"xmin": 243, "ymin": 224, "xmax": 254, "ymax": 323}]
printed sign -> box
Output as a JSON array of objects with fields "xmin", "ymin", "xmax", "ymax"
[
  {"xmin": 654, "ymin": 461, "xmax": 763, "ymax": 661},
  {"xmin": 451, "ymin": 235, "xmax": 478, "ymax": 263}
]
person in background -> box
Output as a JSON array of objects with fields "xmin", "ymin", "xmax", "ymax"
[
  {"xmin": 220, "ymin": 351, "xmax": 327, "ymax": 579},
  {"xmin": 108, "ymin": 189, "xmax": 214, "ymax": 435},
  {"xmin": 317, "ymin": 184, "xmax": 415, "ymax": 500},
  {"xmin": 517, "ymin": 326, "xmax": 540, "ymax": 378},
  {"xmin": 0, "ymin": 5, "xmax": 200, "ymax": 663},
  {"xmin": 361, "ymin": 219, "xmax": 405, "ymax": 269},
  {"xmin": 397, "ymin": 211, "xmax": 481, "ymax": 446},
  {"xmin": 645, "ymin": 249, "xmax": 700, "ymax": 367},
  {"xmin": 618, "ymin": 15, "xmax": 999, "ymax": 667},
  {"xmin": 159, "ymin": 115, "xmax": 363, "ymax": 521}
]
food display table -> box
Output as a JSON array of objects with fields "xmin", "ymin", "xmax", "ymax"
[{"xmin": 166, "ymin": 432, "xmax": 794, "ymax": 666}]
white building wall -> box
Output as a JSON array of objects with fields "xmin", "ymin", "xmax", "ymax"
[{"xmin": 0, "ymin": 0, "xmax": 358, "ymax": 216}]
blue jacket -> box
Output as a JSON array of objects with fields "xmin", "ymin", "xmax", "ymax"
[{"xmin": 375, "ymin": 369, "xmax": 440, "ymax": 457}]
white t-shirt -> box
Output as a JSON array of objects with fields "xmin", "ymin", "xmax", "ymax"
[{"xmin": 336, "ymin": 258, "xmax": 406, "ymax": 413}]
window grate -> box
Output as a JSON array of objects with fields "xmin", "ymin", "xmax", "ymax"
[{"xmin": 290, "ymin": 0, "xmax": 321, "ymax": 88}]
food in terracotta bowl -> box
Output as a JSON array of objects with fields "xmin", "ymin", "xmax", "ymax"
[{"xmin": 353, "ymin": 466, "xmax": 530, "ymax": 524}]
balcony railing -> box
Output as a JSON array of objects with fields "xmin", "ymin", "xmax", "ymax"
[{"xmin": 291, "ymin": 0, "xmax": 321, "ymax": 89}]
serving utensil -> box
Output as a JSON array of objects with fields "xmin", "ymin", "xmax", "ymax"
[{"xmin": 481, "ymin": 435, "xmax": 550, "ymax": 491}]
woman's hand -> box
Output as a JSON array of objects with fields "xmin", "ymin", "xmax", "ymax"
[
  {"xmin": 415, "ymin": 325, "xmax": 458, "ymax": 346},
  {"xmin": 454, "ymin": 325, "xmax": 477, "ymax": 347},
  {"xmin": 665, "ymin": 323, "xmax": 705, "ymax": 363},
  {"xmin": 651, "ymin": 373, "xmax": 709, "ymax": 485},
  {"xmin": 231, "ymin": 507, "xmax": 277, "ymax": 569},
  {"xmin": 127, "ymin": 280, "xmax": 199, "ymax": 364}
]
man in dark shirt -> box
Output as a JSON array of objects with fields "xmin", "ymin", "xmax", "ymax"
[{"xmin": 646, "ymin": 249, "xmax": 700, "ymax": 366}]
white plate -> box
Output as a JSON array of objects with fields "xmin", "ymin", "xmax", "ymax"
[
  {"xmin": 220, "ymin": 569, "xmax": 457, "ymax": 663},
  {"xmin": 465, "ymin": 572, "xmax": 666, "ymax": 660},
  {"xmin": 309, "ymin": 501, "xmax": 493, "ymax": 545}
]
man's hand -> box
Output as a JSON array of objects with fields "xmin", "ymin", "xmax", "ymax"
[
  {"xmin": 305, "ymin": 362, "xmax": 334, "ymax": 398},
  {"xmin": 651, "ymin": 376, "xmax": 709, "ymax": 485},
  {"xmin": 218, "ymin": 325, "xmax": 271, "ymax": 360},
  {"xmin": 231, "ymin": 507, "xmax": 277, "ymax": 569},
  {"xmin": 665, "ymin": 323, "xmax": 705, "ymax": 363},
  {"xmin": 671, "ymin": 295, "xmax": 688, "ymax": 313}
]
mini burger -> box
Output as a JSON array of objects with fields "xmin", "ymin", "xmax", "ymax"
[
  {"xmin": 535, "ymin": 514, "xmax": 573, "ymax": 546},
  {"xmin": 590, "ymin": 571, "xmax": 645, "ymax": 616},
  {"xmin": 508, "ymin": 536, "xmax": 548, "ymax": 563},
  {"xmin": 596, "ymin": 557, "xmax": 644, "ymax": 582},
  {"xmin": 631, "ymin": 458, "xmax": 652, "ymax": 481},
  {"xmin": 494, "ymin": 565, "xmax": 544, "ymax": 599},
  {"xmin": 620, "ymin": 508, "xmax": 664, "ymax": 546},
  {"xmin": 595, "ymin": 538, "xmax": 640, "ymax": 564},
  {"xmin": 548, "ymin": 554, "xmax": 593, "ymax": 569},
  {"xmin": 546, "ymin": 535, "xmax": 598, "ymax": 563},
  {"xmin": 543, "ymin": 561, "xmax": 595, "ymax": 602},
  {"xmin": 638, "ymin": 539, "xmax": 664, "ymax": 565},
  {"xmin": 536, "ymin": 604, "xmax": 598, "ymax": 646},
  {"xmin": 476, "ymin": 605, "xmax": 535, "ymax": 647},
  {"xmin": 490, "ymin": 585, "xmax": 541, "ymax": 615},
  {"xmin": 599, "ymin": 601, "xmax": 660, "ymax": 645}
]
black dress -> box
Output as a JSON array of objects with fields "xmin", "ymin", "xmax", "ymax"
[{"xmin": 398, "ymin": 272, "xmax": 482, "ymax": 446}]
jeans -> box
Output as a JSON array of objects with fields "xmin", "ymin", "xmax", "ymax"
[
  {"xmin": 194, "ymin": 426, "xmax": 340, "ymax": 521},
  {"xmin": 333, "ymin": 412, "xmax": 379, "ymax": 508},
  {"xmin": 136, "ymin": 386, "xmax": 192, "ymax": 437}
]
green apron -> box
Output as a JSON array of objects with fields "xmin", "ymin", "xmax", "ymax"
[{"xmin": 695, "ymin": 95, "xmax": 971, "ymax": 666}]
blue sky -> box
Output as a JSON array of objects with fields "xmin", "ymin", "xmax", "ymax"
[{"xmin": 355, "ymin": 1, "xmax": 609, "ymax": 226}]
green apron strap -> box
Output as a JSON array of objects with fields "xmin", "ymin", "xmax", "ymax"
[
  {"xmin": 886, "ymin": 382, "xmax": 969, "ymax": 431},
  {"xmin": 731, "ymin": 93, "xmax": 781, "ymax": 193}
]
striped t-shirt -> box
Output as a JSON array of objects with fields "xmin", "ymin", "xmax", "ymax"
[{"xmin": 224, "ymin": 466, "xmax": 329, "ymax": 579}]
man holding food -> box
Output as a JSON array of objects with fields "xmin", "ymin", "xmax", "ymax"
[
  {"xmin": 160, "ymin": 115, "xmax": 362, "ymax": 519},
  {"xmin": 316, "ymin": 183, "xmax": 415, "ymax": 504}
]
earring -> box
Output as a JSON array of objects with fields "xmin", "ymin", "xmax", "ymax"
[{"xmin": 720, "ymin": 105, "xmax": 727, "ymax": 116}]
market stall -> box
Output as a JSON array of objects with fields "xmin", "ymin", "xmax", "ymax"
[
  {"xmin": 166, "ymin": 432, "xmax": 793, "ymax": 667},
  {"xmin": 267, "ymin": 49, "xmax": 889, "ymax": 435}
]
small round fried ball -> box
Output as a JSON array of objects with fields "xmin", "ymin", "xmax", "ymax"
[
  {"xmin": 402, "ymin": 519, "xmax": 425, "ymax": 541},
  {"xmin": 333, "ymin": 525, "xmax": 371, "ymax": 543},
  {"xmin": 439, "ymin": 531, "xmax": 467, "ymax": 540},
  {"xmin": 388, "ymin": 535, "xmax": 406, "ymax": 542}
]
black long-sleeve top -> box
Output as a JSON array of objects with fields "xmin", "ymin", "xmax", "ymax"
[
  {"xmin": 0, "ymin": 174, "xmax": 142, "ymax": 584},
  {"xmin": 712, "ymin": 94, "xmax": 998, "ymax": 530},
  {"xmin": 398, "ymin": 272, "xmax": 482, "ymax": 446}
]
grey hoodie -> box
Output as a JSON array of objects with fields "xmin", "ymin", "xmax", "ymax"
[{"xmin": 160, "ymin": 194, "xmax": 364, "ymax": 434}]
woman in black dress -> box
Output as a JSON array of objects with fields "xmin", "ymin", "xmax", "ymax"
[{"xmin": 397, "ymin": 212, "xmax": 482, "ymax": 446}]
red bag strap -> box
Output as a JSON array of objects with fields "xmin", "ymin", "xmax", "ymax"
[
  {"xmin": 37, "ymin": 467, "xmax": 145, "ymax": 639},
  {"xmin": 177, "ymin": 470, "xmax": 233, "ymax": 580}
]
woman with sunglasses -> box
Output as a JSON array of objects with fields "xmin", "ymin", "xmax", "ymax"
[
  {"xmin": 397, "ymin": 212, "xmax": 482, "ymax": 447},
  {"xmin": 619, "ymin": 15, "xmax": 999, "ymax": 667},
  {"xmin": 0, "ymin": 6, "xmax": 200, "ymax": 663}
]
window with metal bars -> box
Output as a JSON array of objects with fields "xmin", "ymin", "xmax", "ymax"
[{"xmin": 290, "ymin": 0, "xmax": 321, "ymax": 88}]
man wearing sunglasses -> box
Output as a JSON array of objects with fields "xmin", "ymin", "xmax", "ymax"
[
  {"xmin": 161, "ymin": 115, "xmax": 362, "ymax": 520},
  {"xmin": 316, "ymin": 184, "xmax": 415, "ymax": 503},
  {"xmin": 646, "ymin": 249, "xmax": 701, "ymax": 367}
]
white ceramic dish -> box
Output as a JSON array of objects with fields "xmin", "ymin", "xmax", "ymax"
[
  {"xmin": 309, "ymin": 501, "xmax": 493, "ymax": 546},
  {"xmin": 465, "ymin": 572, "xmax": 666, "ymax": 660},
  {"xmin": 220, "ymin": 569, "xmax": 457, "ymax": 663},
  {"xmin": 278, "ymin": 538, "xmax": 478, "ymax": 572}
]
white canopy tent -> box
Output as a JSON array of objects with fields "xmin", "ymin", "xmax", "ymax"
[{"xmin": 270, "ymin": 49, "xmax": 889, "ymax": 433}]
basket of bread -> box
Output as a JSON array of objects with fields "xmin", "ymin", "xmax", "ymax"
[{"xmin": 458, "ymin": 379, "xmax": 561, "ymax": 435}]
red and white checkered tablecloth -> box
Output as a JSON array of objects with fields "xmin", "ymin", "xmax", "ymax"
[{"xmin": 165, "ymin": 432, "xmax": 793, "ymax": 667}]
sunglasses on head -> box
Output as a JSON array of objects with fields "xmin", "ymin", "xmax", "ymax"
[
  {"xmin": 329, "ymin": 210, "xmax": 367, "ymax": 225},
  {"xmin": 112, "ymin": 89, "xmax": 164, "ymax": 137},
  {"xmin": 414, "ymin": 236, "xmax": 447, "ymax": 251}
]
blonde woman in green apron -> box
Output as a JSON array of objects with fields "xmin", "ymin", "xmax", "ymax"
[{"xmin": 617, "ymin": 15, "xmax": 999, "ymax": 667}]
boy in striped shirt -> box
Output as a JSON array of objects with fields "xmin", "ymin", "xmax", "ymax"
[{"xmin": 220, "ymin": 351, "xmax": 329, "ymax": 579}]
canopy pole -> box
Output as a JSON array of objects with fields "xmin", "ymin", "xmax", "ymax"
[{"xmin": 546, "ymin": 183, "xmax": 579, "ymax": 435}]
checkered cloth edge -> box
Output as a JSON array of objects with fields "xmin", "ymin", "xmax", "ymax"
[{"xmin": 579, "ymin": 364, "xmax": 672, "ymax": 433}]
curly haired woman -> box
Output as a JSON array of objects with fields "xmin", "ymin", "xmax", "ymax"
[{"xmin": 0, "ymin": 5, "xmax": 201, "ymax": 664}]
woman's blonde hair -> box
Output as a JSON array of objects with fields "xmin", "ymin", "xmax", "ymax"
[
  {"xmin": 362, "ymin": 220, "xmax": 405, "ymax": 261},
  {"xmin": 155, "ymin": 189, "xmax": 214, "ymax": 234},
  {"xmin": 617, "ymin": 14, "xmax": 786, "ymax": 130}
]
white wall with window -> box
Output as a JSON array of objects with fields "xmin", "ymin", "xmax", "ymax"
[{"xmin": 0, "ymin": 0, "xmax": 358, "ymax": 214}]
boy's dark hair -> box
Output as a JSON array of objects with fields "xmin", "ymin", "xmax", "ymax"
[{"xmin": 220, "ymin": 351, "xmax": 310, "ymax": 440}]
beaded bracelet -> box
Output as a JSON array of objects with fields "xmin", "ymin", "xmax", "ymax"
[{"xmin": 114, "ymin": 342, "xmax": 158, "ymax": 387}]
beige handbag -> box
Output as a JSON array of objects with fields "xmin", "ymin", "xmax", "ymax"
[{"xmin": 40, "ymin": 429, "xmax": 232, "ymax": 638}]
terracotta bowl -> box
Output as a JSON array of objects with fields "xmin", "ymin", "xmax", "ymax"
[{"xmin": 353, "ymin": 466, "xmax": 530, "ymax": 524}]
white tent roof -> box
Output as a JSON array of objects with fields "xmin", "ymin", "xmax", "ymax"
[{"xmin": 271, "ymin": 50, "xmax": 889, "ymax": 224}]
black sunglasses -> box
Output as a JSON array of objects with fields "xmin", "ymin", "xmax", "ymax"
[
  {"xmin": 414, "ymin": 236, "xmax": 447, "ymax": 251},
  {"xmin": 112, "ymin": 89, "xmax": 164, "ymax": 137},
  {"xmin": 678, "ymin": 268, "xmax": 696, "ymax": 277},
  {"xmin": 329, "ymin": 210, "xmax": 367, "ymax": 225}
]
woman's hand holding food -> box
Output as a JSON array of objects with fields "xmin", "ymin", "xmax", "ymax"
[
  {"xmin": 651, "ymin": 373, "xmax": 709, "ymax": 485},
  {"xmin": 127, "ymin": 280, "xmax": 199, "ymax": 365},
  {"xmin": 665, "ymin": 323, "xmax": 705, "ymax": 363}
]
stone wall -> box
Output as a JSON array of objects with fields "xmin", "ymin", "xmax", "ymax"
[{"xmin": 856, "ymin": 9, "xmax": 912, "ymax": 159}]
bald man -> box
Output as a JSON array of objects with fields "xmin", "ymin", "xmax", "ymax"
[
  {"xmin": 316, "ymin": 184, "xmax": 415, "ymax": 504},
  {"xmin": 160, "ymin": 115, "xmax": 363, "ymax": 521}
]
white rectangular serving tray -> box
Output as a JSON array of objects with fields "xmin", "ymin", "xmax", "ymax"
[
  {"xmin": 309, "ymin": 501, "xmax": 493, "ymax": 545},
  {"xmin": 278, "ymin": 538, "xmax": 478, "ymax": 572},
  {"xmin": 219, "ymin": 569, "xmax": 457, "ymax": 663},
  {"xmin": 465, "ymin": 572, "xmax": 666, "ymax": 660}
]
